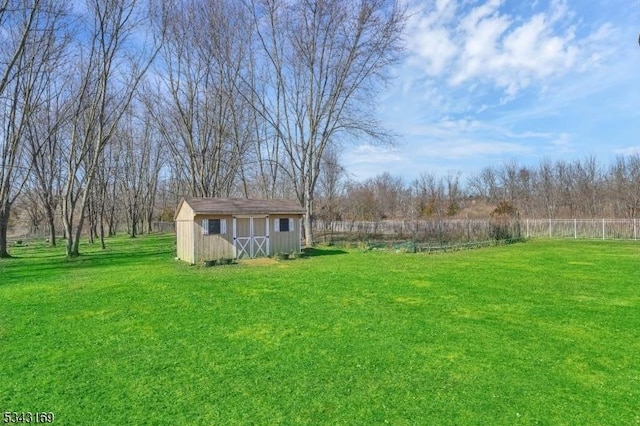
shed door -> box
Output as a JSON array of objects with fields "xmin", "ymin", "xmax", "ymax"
[
  {"xmin": 252, "ymin": 218, "xmax": 268, "ymax": 257},
  {"xmin": 233, "ymin": 216, "xmax": 269, "ymax": 258}
]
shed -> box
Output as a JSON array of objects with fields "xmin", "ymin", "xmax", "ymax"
[{"xmin": 174, "ymin": 197, "xmax": 306, "ymax": 264}]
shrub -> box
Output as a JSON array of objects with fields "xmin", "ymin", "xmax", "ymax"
[{"xmin": 490, "ymin": 201, "xmax": 521, "ymax": 241}]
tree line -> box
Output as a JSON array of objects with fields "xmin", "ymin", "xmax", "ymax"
[
  {"xmin": 312, "ymin": 155, "xmax": 640, "ymax": 222},
  {"xmin": 0, "ymin": 0, "xmax": 407, "ymax": 257}
]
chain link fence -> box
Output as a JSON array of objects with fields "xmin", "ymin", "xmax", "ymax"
[
  {"xmin": 524, "ymin": 219, "xmax": 640, "ymax": 240},
  {"xmin": 150, "ymin": 218, "xmax": 639, "ymax": 252},
  {"xmin": 313, "ymin": 218, "xmax": 640, "ymax": 248}
]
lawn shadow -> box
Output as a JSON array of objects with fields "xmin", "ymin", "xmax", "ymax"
[
  {"xmin": 303, "ymin": 247, "xmax": 347, "ymax": 257},
  {"xmin": 0, "ymin": 235, "xmax": 176, "ymax": 285},
  {"xmin": 73, "ymin": 247, "xmax": 172, "ymax": 266}
]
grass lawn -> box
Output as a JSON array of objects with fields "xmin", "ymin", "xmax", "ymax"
[{"xmin": 1, "ymin": 235, "xmax": 639, "ymax": 425}]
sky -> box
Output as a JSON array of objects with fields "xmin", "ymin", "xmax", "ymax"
[{"xmin": 343, "ymin": 0, "xmax": 640, "ymax": 183}]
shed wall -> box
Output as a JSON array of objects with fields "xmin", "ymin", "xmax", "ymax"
[
  {"xmin": 175, "ymin": 202, "xmax": 195, "ymax": 263},
  {"xmin": 193, "ymin": 214, "xmax": 234, "ymax": 263},
  {"xmin": 176, "ymin": 220, "xmax": 194, "ymax": 264},
  {"xmin": 270, "ymin": 214, "xmax": 303, "ymax": 254}
]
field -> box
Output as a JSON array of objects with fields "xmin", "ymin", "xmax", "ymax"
[{"xmin": 1, "ymin": 235, "xmax": 639, "ymax": 425}]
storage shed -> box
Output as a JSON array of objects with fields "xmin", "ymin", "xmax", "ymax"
[{"xmin": 174, "ymin": 197, "xmax": 306, "ymax": 264}]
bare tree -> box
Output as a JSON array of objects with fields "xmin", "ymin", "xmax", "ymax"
[
  {"xmin": 535, "ymin": 158, "xmax": 559, "ymax": 218},
  {"xmin": 496, "ymin": 160, "xmax": 520, "ymax": 206},
  {"xmin": 414, "ymin": 172, "xmax": 445, "ymax": 218},
  {"xmin": 25, "ymin": 66, "xmax": 72, "ymax": 247},
  {"xmin": 246, "ymin": 0, "xmax": 407, "ymax": 246},
  {"xmin": 573, "ymin": 156, "xmax": 603, "ymax": 218},
  {"xmin": 609, "ymin": 154, "xmax": 640, "ymax": 218},
  {"xmin": 59, "ymin": 0, "xmax": 159, "ymax": 257},
  {"xmin": 19, "ymin": 187, "xmax": 44, "ymax": 235},
  {"xmin": 554, "ymin": 160, "xmax": 578, "ymax": 217},
  {"xmin": 370, "ymin": 172, "xmax": 405, "ymax": 218},
  {"xmin": 468, "ymin": 166, "xmax": 501, "ymax": 205},
  {"xmin": 242, "ymin": 101, "xmax": 292, "ymax": 198},
  {"xmin": 343, "ymin": 180, "xmax": 380, "ymax": 220},
  {"xmin": 114, "ymin": 101, "xmax": 163, "ymax": 237},
  {"xmin": 140, "ymin": 118, "xmax": 164, "ymax": 234},
  {"xmin": 90, "ymin": 141, "xmax": 121, "ymax": 248},
  {"xmin": 154, "ymin": 0, "xmax": 253, "ymax": 199},
  {"xmin": 0, "ymin": 0, "xmax": 67, "ymax": 257},
  {"xmin": 316, "ymin": 147, "xmax": 346, "ymax": 221},
  {"xmin": 444, "ymin": 171, "xmax": 462, "ymax": 217}
]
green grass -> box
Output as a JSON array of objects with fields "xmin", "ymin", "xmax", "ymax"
[{"xmin": 1, "ymin": 235, "xmax": 639, "ymax": 425}]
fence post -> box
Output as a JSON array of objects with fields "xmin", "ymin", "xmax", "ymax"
[
  {"xmin": 549, "ymin": 218, "xmax": 552, "ymax": 238},
  {"xmin": 574, "ymin": 219, "xmax": 577, "ymax": 239},
  {"xmin": 526, "ymin": 218, "xmax": 529, "ymax": 239},
  {"xmin": 602, "ymin": 218, "xmax": 605, "ymax": 240}
]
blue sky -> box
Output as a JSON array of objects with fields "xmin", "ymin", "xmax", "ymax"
[{"xmin": 344, "ymin": 0, "xmax": 640, "ymax": 183}]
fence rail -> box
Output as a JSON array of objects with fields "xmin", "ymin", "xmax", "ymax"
[
  {"xmin": 524, "ymin": 219, "xmax": 639, "ymax": 240},
  {"xmin": 153, "ymin": 221, "xmax": 177, "ymax": 234}
]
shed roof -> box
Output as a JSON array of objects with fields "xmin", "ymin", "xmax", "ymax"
[{"xmin": 176, "ymin": 197, "xmax": 305, "ymax": 219}]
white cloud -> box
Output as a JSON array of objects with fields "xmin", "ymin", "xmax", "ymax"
[
  {"xmin": 407, "ymin": 27, "xmax": 458, "ymax": 75},
  {"xmin": 548, "ymin": 133, "xmax": 573, "ymax": 153},
  {"xmin": 405, "ymin": 0, "xmax": 459, "ymax": 75},
  {"xmin": 417, "ymin": 140, "xmax": 530, "ymax": 159},
  {"xmin": 396, "ymin": 117, "xmax": 578, "ymax": 162},
  {"xmin": 406, "ymin": 0, "xmax": 611, "ymax": 97},
  {"xmin": 342, "ymin": 144, "xmax": 406, "ymax": 180},
  {"xmin": 345, "ymin": 144, "xmax": 404, "ymax": 165}
]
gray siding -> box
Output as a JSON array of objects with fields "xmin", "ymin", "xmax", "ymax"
[
  {"xmin": 193, "ymin": 214, "xmax": 234, "ymax": 263},
  {"xmin": 270, "ymin": 214, "xmax": 302, "ymax": 254}
]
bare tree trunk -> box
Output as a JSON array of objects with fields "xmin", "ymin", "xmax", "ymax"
[
  {"xmin": 304, "ymin": 186, "xmax": 313, "ymax": 247},
  {"xmin": 62, "ymin": 206, "xmax": 74, "ymax": 257},
  {"xmin": 46, "ymin": 207, "xmax": 56, "ymax": 247},
  {"xmin": 0, "ymin": 201, "xmax": 10, "ymax": 258},
  {"xmin": 99, "ymin": 214, "xmax": 106, "ymax": 250},
  {"xmin": 87, "ymin": 197, "xmax": 95, "ymax": 244},
  {"xmin": 71, "ymin": 201, "xmax": 89, "ymax": 256}
]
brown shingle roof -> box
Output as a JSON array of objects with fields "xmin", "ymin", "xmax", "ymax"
[{"xmin": 178, "ymin": 197, "xmax": 305, "ymax": 217}]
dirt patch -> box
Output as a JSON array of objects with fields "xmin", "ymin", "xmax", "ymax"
[{"xmin": 237, "ymin": 257, "xmax": 280, "ymax": 267}]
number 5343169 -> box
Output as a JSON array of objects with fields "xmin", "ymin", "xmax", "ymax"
[{"xmin": 3, "ymin": 412, "xmax": 55, "ymax": 423}]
